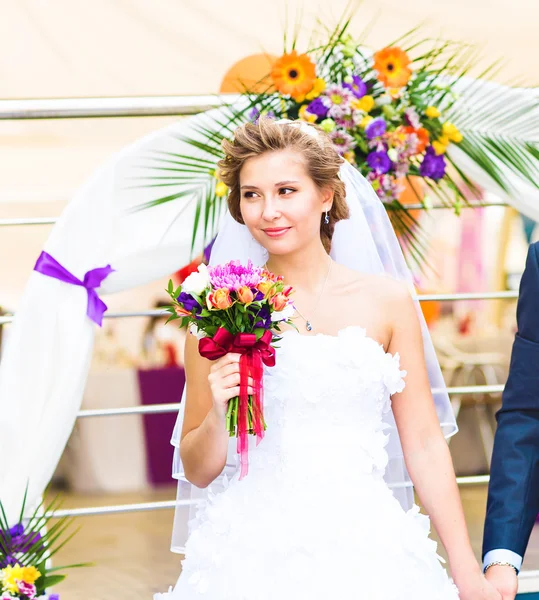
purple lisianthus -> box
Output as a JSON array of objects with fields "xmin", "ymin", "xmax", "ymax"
[
  {"xmin": 254, "ymin": 305, "xmax": 271, "ymax": 329},
  {"xmin": 0, "ymin": 554, "xmax": 16, "ymax": 568},
  {"xmin": 49, "ymin": 595, "xmax": 60, "ymax": 600},
  {"xmin": 306, "ymin": 97, "xmax": 329, "ymax": 119},
  {"xmin": 367, "ymin": 151, "xmax": 392, "ymax": 174},
  {"xmin": 177, "ymin": 291, "xmax": 201, "ymax": 313},
  {"xmin": 365, "ymin": 117, "xmax": 387, "ymax": 140},
  {"xmin": 343, "ymin": 75, "xmax": 367, "ymax": 99},
  {"xmin": 419, "ymin": 147, "xmax": 446, "ymax": 180}
]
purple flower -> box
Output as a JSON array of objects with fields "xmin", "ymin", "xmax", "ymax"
[
  {"xmin": 248, "ymin": 108, "xmax": 275, "ymax": 125},
  {"xmin": 306, "ymin": 97, "xmax": 329, "ymax": 119},
  {"xmin": 248, "ymin": 107, "xmax": 260, "ymax": 123},
  {"xmin": 49, "ymin": 595, "xmax": 60, "ymax": 600},
  {"xmin": 367, "ymin": 151, "xmax": 391, "ymax": 174},
  {"xmin": 254, "ymin": 305, "xmax": 271, "ymax": 329},
  {"xmin": 420, "ymin": 147, "xmax": 446, "ymax": 180},
  {"xmin": 9, "ymin": 523, "xmax": 24, "ymax": 537},
  {"xmin": 365, "ymin": 118, "xmax": 387, "ymax": 140},
  {"xmin": 177, "ymin": 292, "xmax": 201, "ymax": 313},
  {"xmin": 0, "ymin": 554, "xmax": 16, "ymax": 568},
  {"xmin": 343, "ymin": 75, "xmax": 367, "ymax": 99}
]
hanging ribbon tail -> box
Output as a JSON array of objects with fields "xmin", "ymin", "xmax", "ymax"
[
  {"xmin": 86, "ymin": 290, "xmax": 109, "ymax": 327},
  {"xmin": 237, "ymin": 353, "xmax": 251, "ymax": 480},
  {"xmin": 83, "ymin": 264, "xmax": 115, "ymax": 289}
]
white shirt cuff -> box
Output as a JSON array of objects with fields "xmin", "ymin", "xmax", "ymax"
[{"xmin": 483, "ymin": 549, "xmax": 523, "ymax": 573}]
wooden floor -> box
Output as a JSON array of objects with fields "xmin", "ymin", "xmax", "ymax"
[{"xmin": 48, "ymin": 484, "xmax": 539, "ymax": 599}]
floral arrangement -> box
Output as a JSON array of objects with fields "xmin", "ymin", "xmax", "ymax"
[
  {"xmin": 165, "ymin": 260, "xmax": 295, "ymax": 477},
  {"xmin": 138, "ymin": 11, "xmax": 539, "ymax": 268},
  {"xmin": 0, "ymin": 489, "xmax": 90, "ymax": 600},
  {"xmin": 260, "ymin": 43, "xmax": 463, "ymax": 205}
]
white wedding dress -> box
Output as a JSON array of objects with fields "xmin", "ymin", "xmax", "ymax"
[{"xmin": 156, "ymin": 326, "xmax": 459, "ymax": 599}]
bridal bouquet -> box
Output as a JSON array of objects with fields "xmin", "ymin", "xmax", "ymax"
[
  {"xmin": 165, "ymin": 260, "xmax": 295, "ymax": 477},
  {"xmin": 0, "ymin": 489, "xmax": 91, "ymax": 600}
]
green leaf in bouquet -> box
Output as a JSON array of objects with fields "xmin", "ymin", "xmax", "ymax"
[
  {"xmin": 167, "ymin": 279, "xmax": 174, "ymax": 294},
  {"xmin": 254, "ymin": 328, "xmax": 267, "ymax": 341}
]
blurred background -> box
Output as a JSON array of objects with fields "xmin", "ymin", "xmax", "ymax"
[{"xmin": 0, "ymin": 1, "xmax": 538, "ymax": 598}]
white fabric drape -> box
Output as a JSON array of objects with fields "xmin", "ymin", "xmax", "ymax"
[
  {"xmin": 0, "ymin": 78, "xmax": 537, "ymax": 525},
  {"xmin": 0, "ymin": 108, "xmax": 227, "ymax": 524}
]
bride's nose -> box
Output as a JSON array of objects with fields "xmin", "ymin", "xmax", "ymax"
[{"xmin": 261, "ymin": 197, "xmax": 282, "ymax": 222}]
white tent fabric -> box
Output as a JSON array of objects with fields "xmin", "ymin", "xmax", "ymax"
[{"xmin": 0, "ymin": 75, "xmax": 537, "ymax": 523}]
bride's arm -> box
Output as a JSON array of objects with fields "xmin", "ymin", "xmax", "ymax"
[
  {"xmin": 385, "ymin": 281, "xmax": 486, "ymax": 590},
  {"xmin": 179, "ymin": 334, "xmax": 231, "ymax": 488}
]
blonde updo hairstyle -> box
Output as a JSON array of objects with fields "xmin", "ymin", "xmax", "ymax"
[{"xmin": 217, "ymin": 118, "xmax": 349, "ymax": 253}]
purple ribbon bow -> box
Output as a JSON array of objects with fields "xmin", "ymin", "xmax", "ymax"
[{"xmin": 34, "ymin": 251, "xmax": 114, "ymax": 326}]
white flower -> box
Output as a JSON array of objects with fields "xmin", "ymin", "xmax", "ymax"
[
  {"xmin": 182, "ymin": 264, "xmax": 210, "ymax": 296},
  {"xmin": 271, "ymin": 303, "xmax": 295, "ymax": 322},
  {"xmin": 189, "ymin": 322, "xmax": 207, "ymax": 340}
]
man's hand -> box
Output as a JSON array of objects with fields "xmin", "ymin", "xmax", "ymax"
[{"xmin": 485, "ymin": 565, "xmax": 518, "ymax": 600}]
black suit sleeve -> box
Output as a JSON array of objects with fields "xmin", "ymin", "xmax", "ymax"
[{"xmin": 483, "ymin": 242, "xmax": 539, "ymax": 560}]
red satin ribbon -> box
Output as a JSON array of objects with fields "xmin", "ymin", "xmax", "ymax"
[{"xmin": 198, "ymin": 327, "xmax": 275, "ymax": 478}]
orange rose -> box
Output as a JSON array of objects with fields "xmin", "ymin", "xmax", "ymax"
[
  {"xmin": 271, "ymin": 293, "xmax": 288, "ymax": 312},
  {"xmin": 237, "ymin": 285, "xmax": 255, "ymax": 305},
  {"xmin": 207, "ymin": 288, "xmax": 233, "ymax": 310}
]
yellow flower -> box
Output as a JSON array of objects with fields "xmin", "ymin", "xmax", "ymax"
[
  {"xmin": 343, "ymin": 151, "xmax": 356, "ymax": 164},
  {"xmin": 215, "ymin": 181, "xmax": 228, "ymax": 197},
  {"xmin": 360, "ymin": 115, "xmax": 374, "ymax": 129},
  {"xmin": 352, "ymin": 95, "xmax": 374, "ymax": 113},
  {"xmin": 271, "ymin": 50, "xmax": 317, "ymax": 101},
  {"xmin": 21, "ymin": 566, "xmax": 41, "ymax": 584},
  {"xmin": 305, "ymin": 78, "xmax": 326, "ymax": 101},
  {"xmin": 442, "ymin": 122, "xmax": 463, "ymax": 143},
  {"xmin": 299, "ymin": 104, "xmax": 317, "ymax": 123},
  {"xmin": 1, "ymin": 563, "xmax": 24, "ymax": 593},
  {"xmin": 425, "ymin": 106, "xmax": 441, "ymax": 119},
  {"xmin": 432, "ymin": 140, "xmax": 448, "ymax": 155}
]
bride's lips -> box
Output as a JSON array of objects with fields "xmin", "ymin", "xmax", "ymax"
[{"xmin": 262, "ymin": 227, "xmax": 291, "ymax": 238}]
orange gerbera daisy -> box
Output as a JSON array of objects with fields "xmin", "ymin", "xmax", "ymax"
[
  {"xmin": 373, "ymin": 47, "xmax": 412, "ymax": 88},
  {"xmin": 271, "ymin": 51, "xmax": 317, "ymax": 101}
]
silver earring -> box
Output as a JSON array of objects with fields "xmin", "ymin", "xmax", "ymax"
[{"xmin": 324, "ymin": 211, "xmax": 330, "ymax": 225}]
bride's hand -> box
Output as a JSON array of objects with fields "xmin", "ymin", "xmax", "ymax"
[
  {"xmin": 456, "ymin": 572, "xmax": 503, "ymax": 600},
  {"xmin": 208, "ymin": 353, "xmax": 254, "ymax": 421}
]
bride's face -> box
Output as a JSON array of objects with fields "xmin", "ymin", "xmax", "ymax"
[{"xmin": 239, "ymin": 149, "xmax": 333, "ymax": 255}]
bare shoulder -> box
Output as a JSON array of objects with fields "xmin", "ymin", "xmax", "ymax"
[{"xmin": 333, "ymin": 263, "xmax": 412, "ymax": 307}]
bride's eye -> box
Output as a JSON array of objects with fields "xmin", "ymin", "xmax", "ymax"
[
  {"xmin": 242, "ymin": 191, "xmax": 259, "ymax": 199},
  {"xmin": 279, "ymin": 187, "xmax": 296, "ymax": 196}
]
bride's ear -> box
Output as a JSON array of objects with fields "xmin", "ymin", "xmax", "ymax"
[{"xmin": 320, "ymin": 186, "xmax": 334, "ymax": 212}]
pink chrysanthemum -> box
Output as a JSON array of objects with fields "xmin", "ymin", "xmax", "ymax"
[
  {"xmin": 329, "ymin": 129, "xmax": 356, "ymax": 155},
  {"xmin": 209, "ymin": 260, "xmax": 263, "ymax": 291}
]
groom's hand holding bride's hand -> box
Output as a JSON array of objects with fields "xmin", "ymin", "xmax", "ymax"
[{"xmin": 485, "ymin": 565, "xmax": 518, "ymax": 600}]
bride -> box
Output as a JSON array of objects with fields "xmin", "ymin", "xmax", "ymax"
[{"xmin": 155, "ymin": 118, "xmax": 500, "ymax": 599}]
